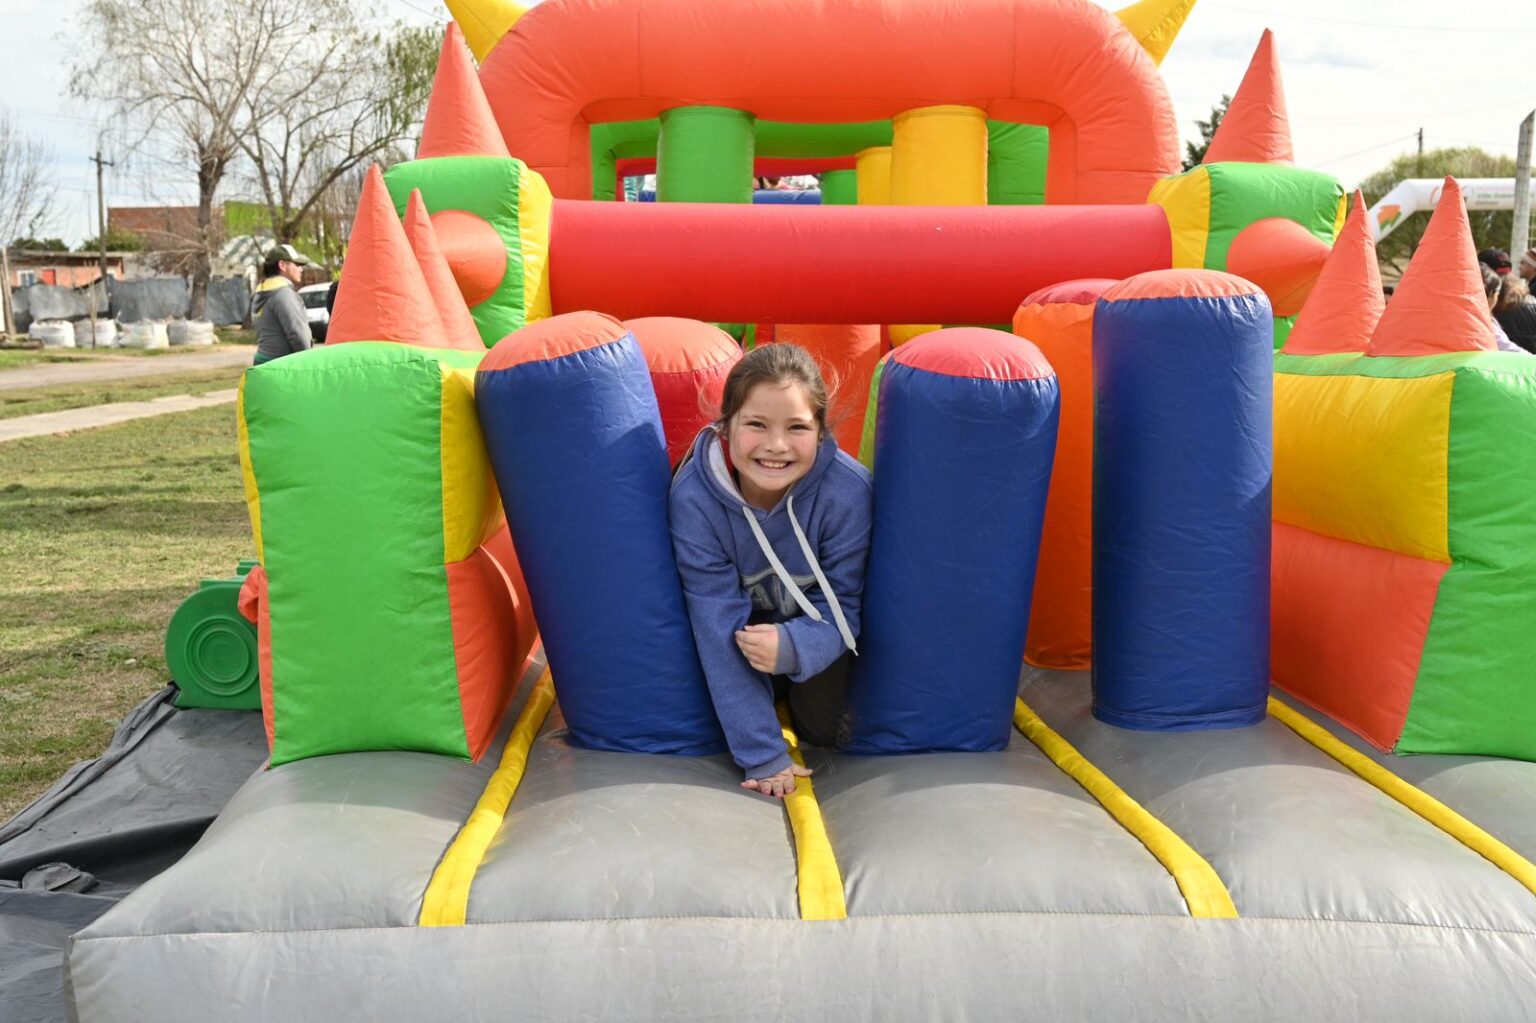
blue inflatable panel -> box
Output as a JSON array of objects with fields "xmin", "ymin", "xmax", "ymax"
[
  {"xmin": 476, "ymin": 315, "xmax": 725, "ymax": 754},
  {"xmin": 847, "ymin": 329, "xmax": 1059, "ymax": 753},
  {"xmin": 1091, "ymin": 272, "xmax": 1273, "ymax": 731}
]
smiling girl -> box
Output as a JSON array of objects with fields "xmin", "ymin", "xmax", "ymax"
[{"xmin": 669, "ymin": 344, "xmax": 874, "ymax": 799}]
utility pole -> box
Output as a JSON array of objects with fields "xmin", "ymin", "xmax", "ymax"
[
  {"xmin": 88, "ymin": 148, "xmax": 114, "ymax": 347},
  {"xmin": 1416, "ymin": 128, "xmax": 1424, "ymax": 178},
  {"xmin": 1512, "ymin": 112, "xmax": 1534, "ymax": 265},
  {"xmin": 1, "ymin": 246, "xmax": 14, "ymax": 338}
]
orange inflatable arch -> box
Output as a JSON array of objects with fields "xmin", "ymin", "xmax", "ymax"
[{"xmin": 479, "ymin": 0, "xmax": 1181, "ymax": 204}]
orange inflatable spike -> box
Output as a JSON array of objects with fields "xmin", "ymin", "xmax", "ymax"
[
  {"xmin": 1369, "ymin": 177, "xmax": 1497, "ymax": 357},
  {"xmin": 1226, "ymin": 217, "xmax": 1330, "ymax": 317},
  {"xmin": 418, "ymin": 23, "xmax": 511, "ymax": 160},
  {"xmin": 402, "ymin": 189, "xmax": 486, "ymax": 351},
  {"xmin": 1283, "ymin": 192, "xmax": 1384, "ymax": 355},
  {"xmin": 326, "ymin": 166, "xmax": 449, "ymax": 347},
  {"xmin": 1203, "ymin": 29, "xmax": 1293, "ymax": 165}
]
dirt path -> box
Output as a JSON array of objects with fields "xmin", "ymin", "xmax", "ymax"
[
  {"xmin": 0, "ymin": 389, "xmax": 240, "ymax": 443},
  {"xmin": 0, "ymin": 347, "xmax": 255, "ymax": 392}
]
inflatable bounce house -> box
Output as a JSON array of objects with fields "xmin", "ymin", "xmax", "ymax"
[{"xmin": 64, "ymin": 1, "xmax": 1536, "ymax": 1018}]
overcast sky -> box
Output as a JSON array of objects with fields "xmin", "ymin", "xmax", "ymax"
[{"xmin": 3, "ymin": 0, "xmax": 1533, "ymax": 244}]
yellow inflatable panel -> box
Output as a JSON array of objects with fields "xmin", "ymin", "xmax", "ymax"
[
  {"xmin": 1274, "ymin": 371, "xmax": 1453, "ymax": 562},
  {"xmin": 439, "ymin": 366, "xmax": 501, "ymax": 563},
  {"xmin": 1147, "ymin": 168, "xmax": 1212, "ymax": 269},
  {"xmin": 236, "ymin": 377, "xmax": 264, "ymax": 564},
  {"xmin": 518, "ymin": 164, "xmax": 555, "ymax": 325}
]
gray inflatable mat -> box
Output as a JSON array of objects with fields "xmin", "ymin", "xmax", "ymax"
[{"xmin": 67, "ymin": 666, "xmax": 1536, "ymax": 1021}]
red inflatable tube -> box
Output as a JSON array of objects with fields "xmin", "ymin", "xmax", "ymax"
[{"xmin": 549, "ymin": 201, "xmax": 1171, "ymax": 324}]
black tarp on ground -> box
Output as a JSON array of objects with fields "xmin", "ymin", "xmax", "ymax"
[{"xmin": 0, "ymin": 688, "xmax": 267, "ymax": 1023}]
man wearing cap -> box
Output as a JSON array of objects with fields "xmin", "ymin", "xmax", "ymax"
[
  {"xmin": 1479, "ymin": 248, "xmax": 1513, "ymax": 276},
  {"xmin": 251, "ymin": 243, "xmax": 314, "ymax": 365}
]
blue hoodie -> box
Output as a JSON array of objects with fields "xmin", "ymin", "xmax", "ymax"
[{"xmin": 670, "ymin": 426, "xmax": 874, "ymax": 778}]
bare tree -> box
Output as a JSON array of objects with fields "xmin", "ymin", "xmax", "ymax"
[
  {"xmin": 0, "ymin": 106, "xmax": 59, "ymax": 246},
  {"xmin": 239, "ymin": 20, "xmax": 440, "ymax": 256},
  {"xmin": 71, "ymin": 0, "xmax": 317, "ymax": 318}
]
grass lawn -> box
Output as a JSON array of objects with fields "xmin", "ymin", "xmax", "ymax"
[
  {"xmin": 0, "ymin": 368, "xmax": 246, "ymax": 421},
  {"xmin": 0, "ymin": 351, "xmax": 98, "ymax": 370},
  {"xmin": 0, "ymin": 404, "xmax": 252, "ymax": 822}
]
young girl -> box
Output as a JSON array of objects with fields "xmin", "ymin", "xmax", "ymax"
[{"xmin": 670, "ymin": 344, "xmax": 874, "ymax": 799}]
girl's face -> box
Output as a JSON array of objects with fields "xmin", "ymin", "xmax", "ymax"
[{"xmin": 727, "ymin": 380, "xmax": 821, "ymax": 510}]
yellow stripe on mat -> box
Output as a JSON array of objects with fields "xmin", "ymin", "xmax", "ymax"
[
  {"xmin": 1267, "ymin": 697, "xmax": 1536, "ymax": 899},
  {"xmin": 1013, "ymin": 699, "xmax": 1239, "ymax": 919},
  {"xmin": 776, "ymin": 705, "xmax": 847, "ymax": 921},
  {"xmin": 419, "ymin": 668, "xmax": 556, "ymax": 927}
]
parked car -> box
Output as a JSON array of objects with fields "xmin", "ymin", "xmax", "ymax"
[{"xmin": 298, "ymin": 283, "xmax": 332, "ymax": 342}]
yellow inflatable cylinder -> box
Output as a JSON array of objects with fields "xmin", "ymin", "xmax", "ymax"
[
  {"xmin": 890, "ymin": 105, "xmax": 988, "ymax": 206},
  {"xmin": 889, "ymin": 106, "xmax": 987, "ymax": 344},
  {"xmin": 856, "ymin": 146, "xmax": 893, "ymax": 206}
]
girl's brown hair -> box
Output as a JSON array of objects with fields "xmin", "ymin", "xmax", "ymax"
[
  {"xmin": 1495, "ymin": 272, "xmax": 1530, "ymax": 316},
  {"xmin": 716, "ymin": 343, "xmax": 838, "ymax": 437}
]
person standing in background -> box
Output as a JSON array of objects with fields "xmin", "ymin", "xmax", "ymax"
[{"xmin": 251, "ymin": 244, "xmax": 314, "ymax": 365}]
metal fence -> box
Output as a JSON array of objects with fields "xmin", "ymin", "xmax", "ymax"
[{"xmin": 9, "ymin": 276, "xmax": 252, "ymax": 332}]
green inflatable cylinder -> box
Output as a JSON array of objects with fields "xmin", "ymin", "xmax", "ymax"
[
  {"xmin": 657, "ymin": 106, "xmax": 756, "ymax": 204},
  {"xmin": 821, "ymin": 170, "xmax": 859, "ymax": 206}
]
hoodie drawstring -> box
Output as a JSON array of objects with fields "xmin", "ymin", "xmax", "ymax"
[{"xmin": 740, "ymin": 495, "xmax": 858, "ymax": 656}]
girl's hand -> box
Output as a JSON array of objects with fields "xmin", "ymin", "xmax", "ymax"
[
  {"xmin": 742, "ymin": 763, "xmax": 813, "ymax": 799},
  {"xmin": 735, "ymin": 623, "xmax": 780, "ymax": 673}
]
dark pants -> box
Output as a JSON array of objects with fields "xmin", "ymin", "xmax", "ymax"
[{"xmin": 773, "ymin": 653, "xmax": 851, "ymax": 749}]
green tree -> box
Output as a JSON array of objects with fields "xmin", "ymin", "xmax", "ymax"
[
  {"xmin": 238, "ymin": 20, "xmax": 441, "ymax": 257},
  {"xmin": 1182, "ymin": 94, "xmax": 1231, "ymax": 171},
  {"xmin": 76, "ymin": 227, "xmax": 143, "ymax": 253},
  {"xmin": 9, "ymin": 237, "xmax": 69, "ymax": 252},
  {"xmin": 1359, "ymin": 147, "xmax": 1533, "ymax": 278},
  {"xmin": 73, "ymin": 0, "xmax": 313, "ymax": 319},
  {"xmin": 0, "ymin": 107, "xmax": 58, "ymax": 245}
]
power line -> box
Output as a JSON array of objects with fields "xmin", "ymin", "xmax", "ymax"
[
  {"xmin": 1205, "ymin": 1, "xmax": 1536, "ymax": 32},
  {"xmin": 385, "ymin": 0, "xmax": 446, "ymax": 21},
  {"xmin": 1312, "ymin": 133, "xmax": 1421, "ymax": 169}
]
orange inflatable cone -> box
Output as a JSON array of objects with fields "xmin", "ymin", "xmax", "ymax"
[
  {"xmin": 1203, "ymin": 30, "xmax": 1293, "ymax": 165},
  {"xmin": 402, "ymin": 189, "xmax": 485, "ymax": 351},
  {"xmin": 1283, "ymin": 191, "xmax": 1384, "ymax": 355},
  {"xmin": 417, "ymin": 23, "xmax": 511, "ymax": 160},
  {"xmin": 327, "ymin": 165, "xmax": 449, "ymax": 347},
  {"xmin": 1368, "ymin": 177, "xmax": 1497, "ymax": 357}
]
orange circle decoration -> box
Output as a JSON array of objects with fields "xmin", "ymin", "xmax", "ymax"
[{"xmin": 429, "ymin": 209, "xmax": 508, "ymax": 307}]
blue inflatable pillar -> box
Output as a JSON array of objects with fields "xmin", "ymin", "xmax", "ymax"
[
  {"xmin": 476, "ymin": 311, "xmax": 724, "ymax": 754},
  {"xmin": 1091, "ymin": 270, "xmax": 1273, "ymax": 730},
  {"xmin": 846, "ymin": 328, "xmax": 1059, "ymax": 753}
]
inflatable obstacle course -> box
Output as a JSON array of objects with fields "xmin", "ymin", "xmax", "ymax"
[
  {"xmin": 234, "ymin": 166, "xmax": 534, "ymax": 765},
  {"xmin": 1273, "ymin": 179, "xmax": 1536, "ymax": 760},
  {"xmin": 62, "ymin": 1, "xmax": 1536, "ymax": 1019}
]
